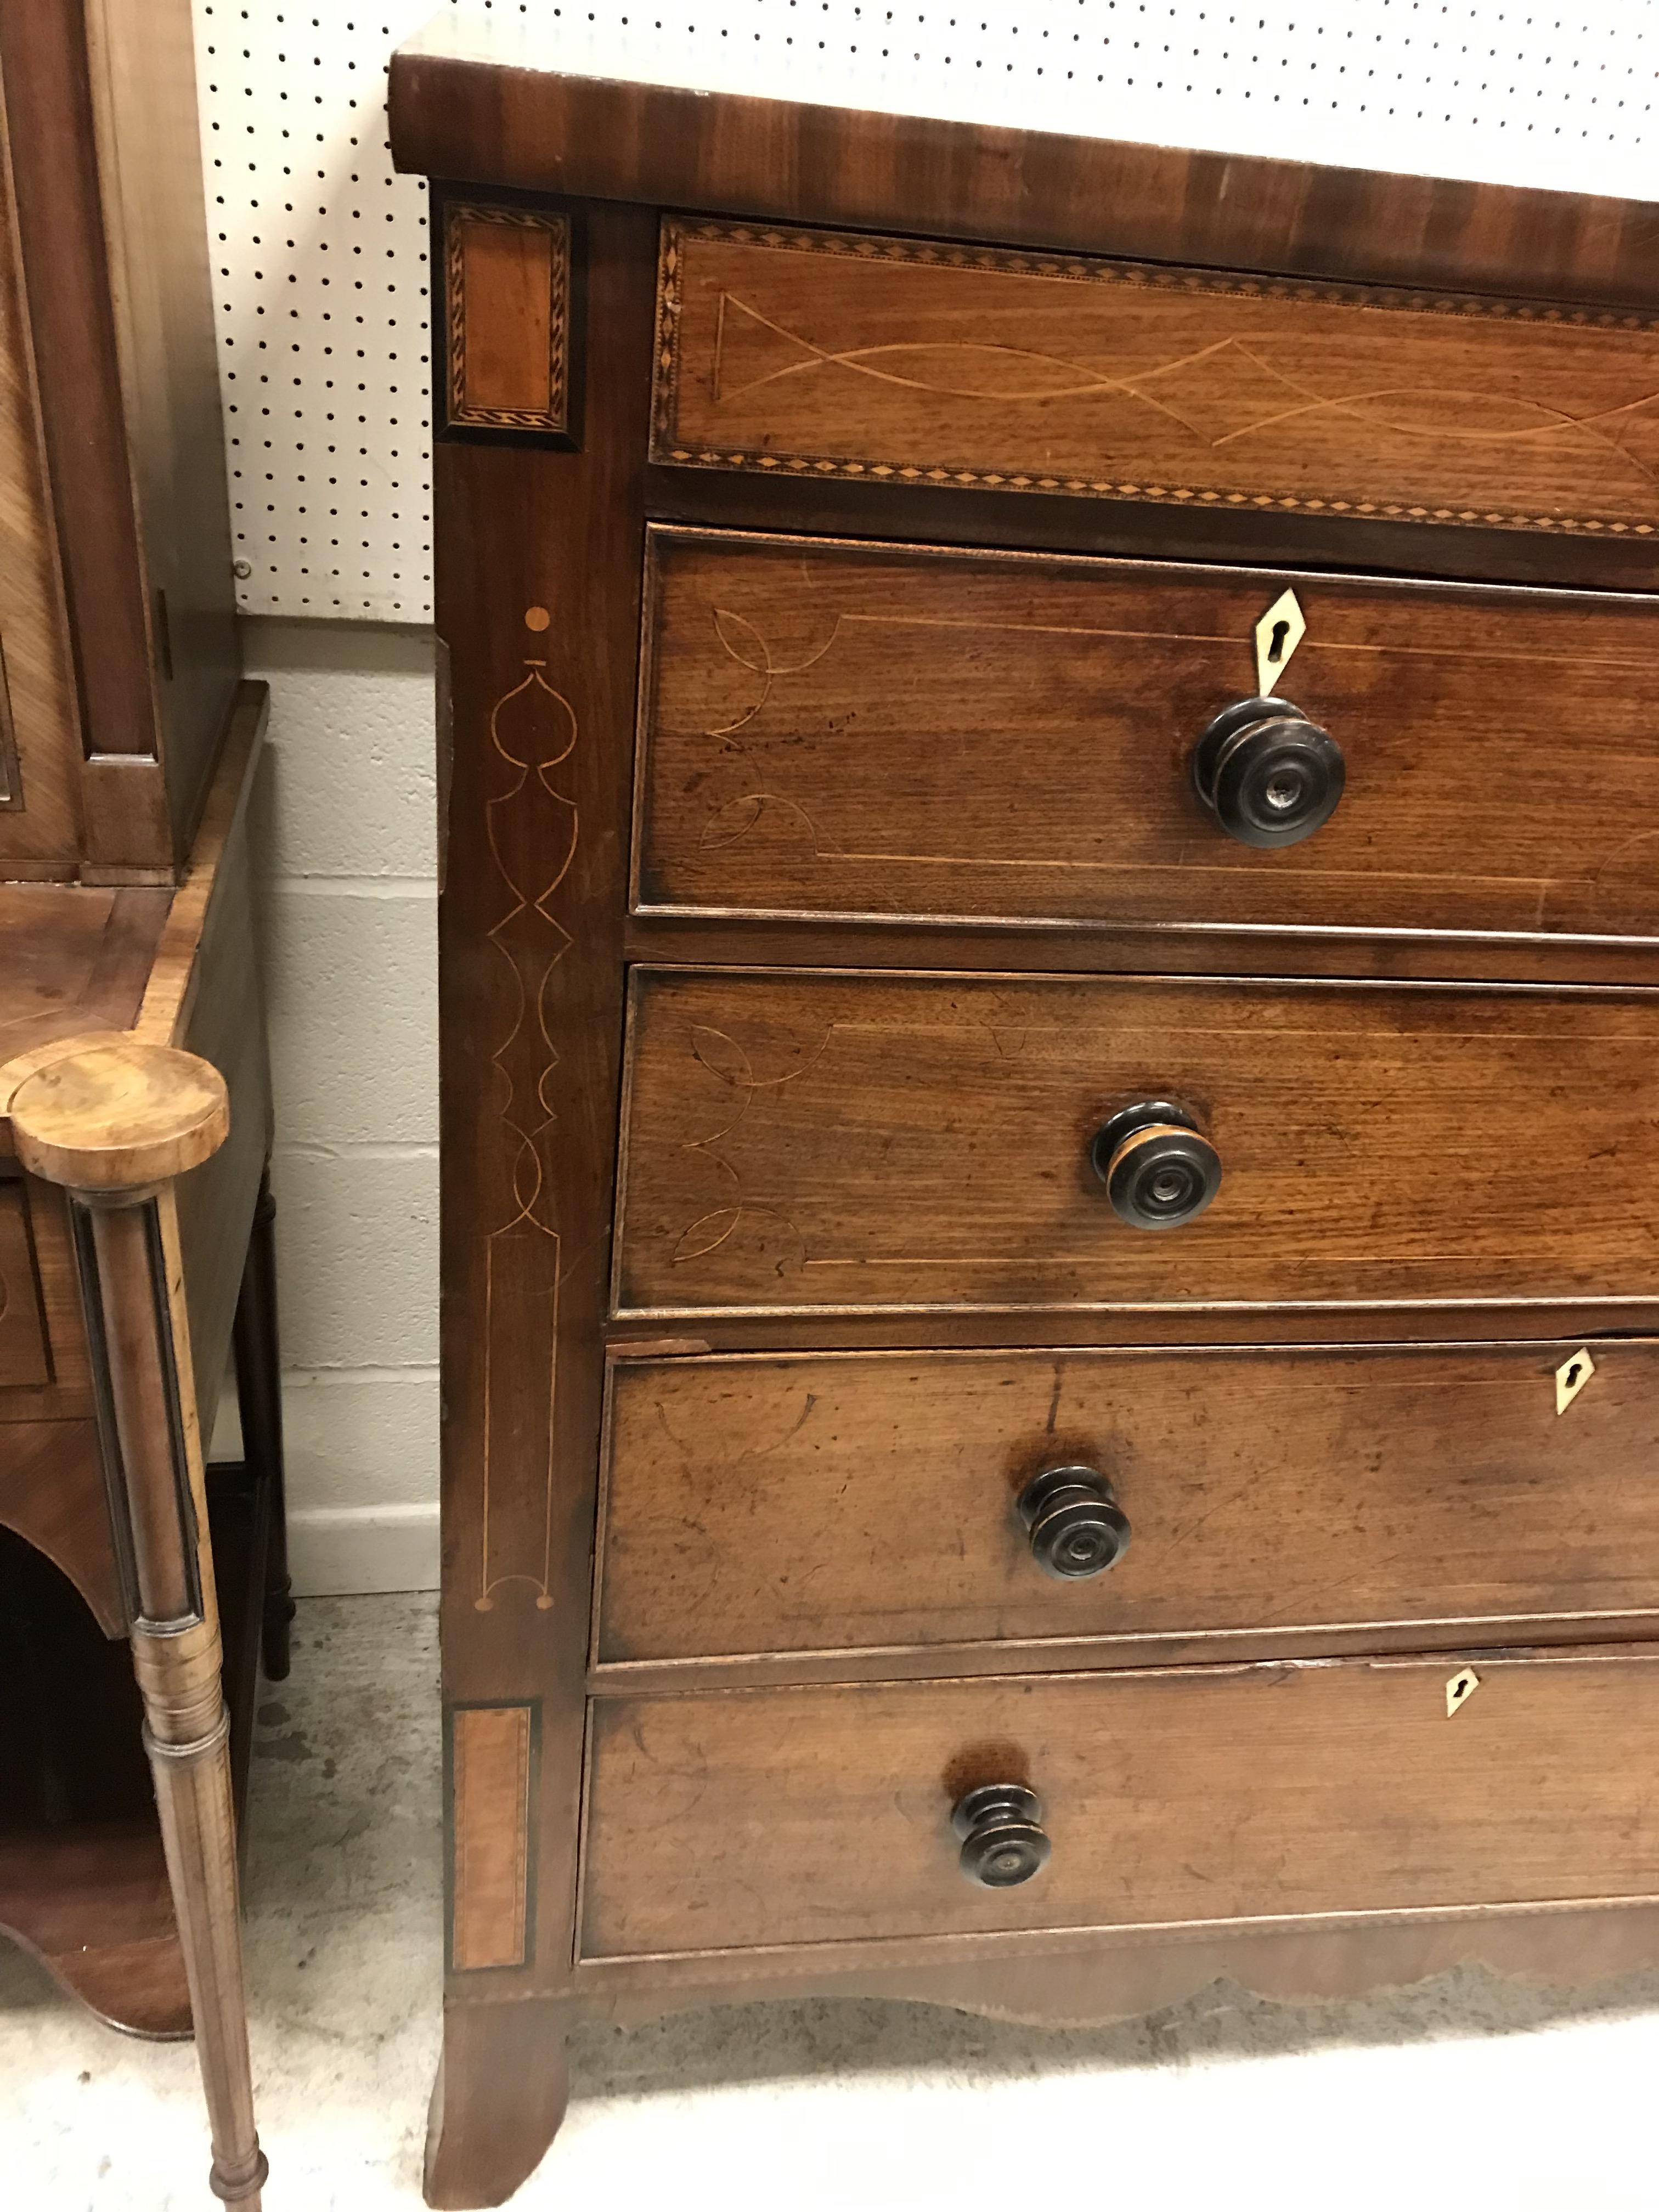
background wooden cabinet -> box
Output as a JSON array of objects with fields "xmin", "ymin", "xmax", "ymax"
[{"xmin": 0, "ymin": 0, "xmax": 237, "ymax": 882}]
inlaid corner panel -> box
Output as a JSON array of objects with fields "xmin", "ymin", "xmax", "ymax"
[
  {"xmin": 447, "ymin": 1702, "xmax": 539, "ymax": 1972},
  {"xmin": 612, "ymin": 969, "xmax": 1659, "ymax": 1318},
  {"xmin": 634, "ymin": 528, "xmax": 1659, "ymax": 941},
  {"xmin": 651, "ymin": 219, "xmax": 1659, "ymax": 539},
  {"xmin": 441, "ymin": 198, "xmax": 580, "ymax": 442}
]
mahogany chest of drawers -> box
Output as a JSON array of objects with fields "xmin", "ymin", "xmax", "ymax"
[{"xmin": 392, "ymin": 25, "xmax": 1659, "ymax": 2207}]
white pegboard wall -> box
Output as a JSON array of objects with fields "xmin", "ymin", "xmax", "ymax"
[
  {"xmin": 194, "ymin": 5, "xmax": 436, "ymax": 620},
  {"xmin": 193, "ymin": 1, "xmax": 1657, "ymax": 624}
]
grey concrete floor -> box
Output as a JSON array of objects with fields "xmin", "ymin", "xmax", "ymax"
[{"xmin": 5, "ymin": 1595, "xmax": 1659, "ymax": 2210}]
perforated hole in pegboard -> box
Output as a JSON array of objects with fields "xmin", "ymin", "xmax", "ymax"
[{"xmin": 192, "ymin": 2, "xmax": 1655, "ymax": 623}]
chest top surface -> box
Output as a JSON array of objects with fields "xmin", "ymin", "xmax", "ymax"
[{"xmin": 390, "ymin": 15, "xmax": 1659, "ymax": 310}]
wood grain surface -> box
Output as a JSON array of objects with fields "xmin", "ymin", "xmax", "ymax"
[
  {"xmin": 0, "ymin": 1181, "xmax": 47, "ymax": 1385},
  {"xmin": 0, "ymin": 1, "xmax": 239, "ymax": 878},
  {"xmin": 0, "ymin": 1175, "xmax": 90, "ymax": 1418},
  {"xmin": 0, "ymin": 48, "xmax": 83, "ymax": 872},
  {"xmin": 0, "ymin": 0, "xmax": 239, "ymax": 875},
  {"xmin": 0, "ymin": 888, "xmax": 168, "ymax": 1087},
  {"xmin": 636, "ymin": 529, "xmax": 1659, "ymax": 940},
  {"xmin": 144, "ymin": 686, "xmax": 274, "ymax": 1449},
  {"xmin": 595, "ymin": 1342, "xmax": 1659, "ymax": 1669},
  {"xmin": 0, "ymin": 1416, "xmax": 125, "ymax": 1632},
  {"xmin": 654, "ymin": 221, "xmax": 1659, "ymax": 546},
  {"xmin": 0, "ymin": 1821, "xmax": 189, "ymax": 2034},
  {"xmin": 582, "ymin": 1649, "xmax": 1659, "ymax": 1957},
  {"xmin": 81, "ymin": 0, "xmax": 240, "ymax": 862},
  {"xmin": 615, "ymin": 968, "xmax": 1659, "ymax": 1317},
  {"xmin": 622, "ymin": 911, "xmax": 1659, "ymax": 993},
  {"xmin": 1, "ymin": 2, "xmax": 154, "ymax": 772},
  {"xmin": 425, "ymin": 1998, "xmax": 570, "ymax": 2211},
  {"xmin": 572, "ymin": 1894, "xmax": 1659, "ymax": 2021},
  {"xmin": 10, "ymin": 1039, "xmax": 227, "ymax": 1193}
]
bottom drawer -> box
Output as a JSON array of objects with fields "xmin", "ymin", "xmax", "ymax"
[{"xmin": 580, "ymin": 1654, "xmax": 1659, "ymax": 1959}]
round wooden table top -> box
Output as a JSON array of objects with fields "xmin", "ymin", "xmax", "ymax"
[{"xmin": 9, "ymin": 1035, "xmax": 229, "ymax": 1191}]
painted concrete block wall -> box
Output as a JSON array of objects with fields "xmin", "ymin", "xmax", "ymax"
[{"xmin": 215, "ymin": 620, "xmax": 442, "ymax": 1593}]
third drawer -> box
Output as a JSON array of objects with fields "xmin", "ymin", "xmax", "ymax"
[{"xmin": 594, "ymin": 1342, "xmax": 1659, "ymax": 1672}]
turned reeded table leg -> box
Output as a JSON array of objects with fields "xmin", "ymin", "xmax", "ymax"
[{"xmin": 12, "ymin": 1037, "xmax": 267, "ymax": 2212}]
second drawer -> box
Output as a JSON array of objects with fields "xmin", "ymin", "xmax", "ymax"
[
  {"xmin": 614, "ymin": 969, "xmax": 1659, "ymax": 1316},
  {"xmin": 595, "ymin": 1342, "xmax": 1659, "ymax": 1669}
]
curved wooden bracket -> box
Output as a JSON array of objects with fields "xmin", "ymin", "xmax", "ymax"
[{"xmin": 0, "ymin": 1420, "xmax": 128, "ymax": 1635}]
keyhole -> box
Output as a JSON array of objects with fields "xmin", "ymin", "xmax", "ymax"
[
  {"xmin": 1267, "ymin": 618, "xmax": 1290, "ymax": 665},
  {"xmin": 1565, "ymin": 1360, "xmax": 1583, "ymax": 1388},
  {"xmin": 1444, "ymin": 1664, "xmax": 1481, "ymax": 1716}
]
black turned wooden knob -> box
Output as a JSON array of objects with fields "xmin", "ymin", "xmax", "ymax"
[
  {"xmin": 951, "ymin": 1784, "xmax": 1051, "ymax": 1887},
  {"xmin": 1018, "ymin": 1465, "xmax": 1131, "ymax": 1578},
  {"xmin": 1091, "ymin": 1102, "xmax": 1221, "ymax": 1231},
  {"xmin": 1193, "ymin": 695, "xmax": 1345, "ymax": 849}
]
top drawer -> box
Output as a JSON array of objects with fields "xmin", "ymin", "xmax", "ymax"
[{"xmin": 652, "ymin": 218, "xmax": 1659, "ymax": 550}]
